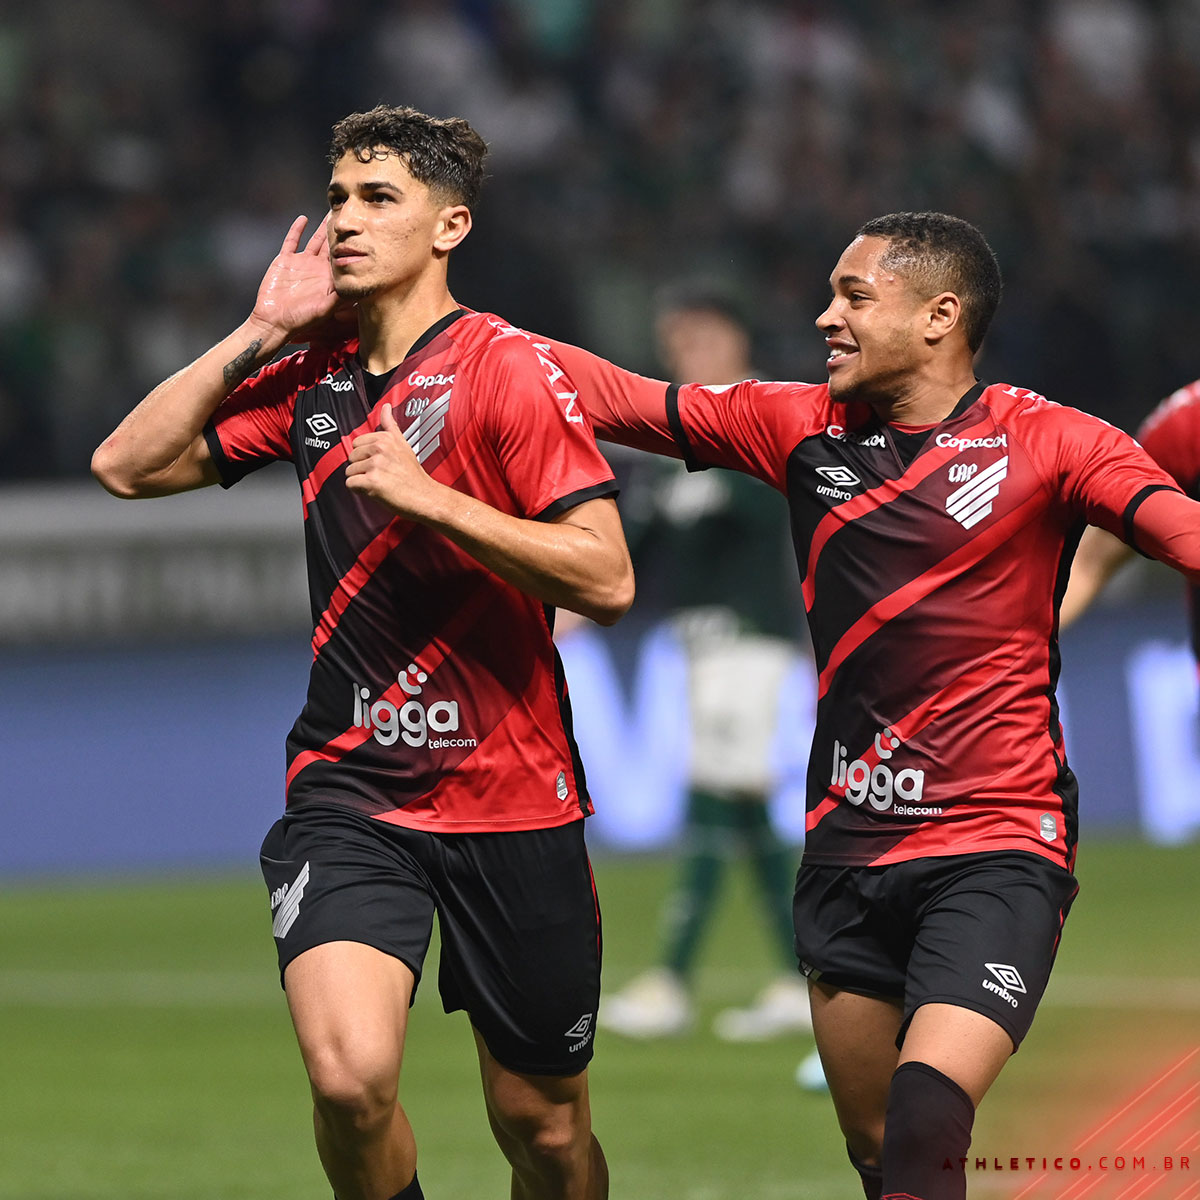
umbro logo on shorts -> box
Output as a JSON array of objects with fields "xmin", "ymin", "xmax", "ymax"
[
  {"xmin": 270, "ymin": 861, "xmax": 311, "ymax": 939},
  {"xmin": 981, "ymin": 961, "xmax": 1026, "ymax": 1008},
  {"xmin": 565, "ymin": 1013, "xmax": 595, "ymax": 1051},
  {"xmin": 985, "ymin": 962, "xmax": 1026, "ymax": 993},
  {"xmin": 565, "ymin": 1013, "xmax": 594, "ymax": 1039}
]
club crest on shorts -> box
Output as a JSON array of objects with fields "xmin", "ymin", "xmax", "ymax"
[{"xmin": 270, "ymin": 861, "xmax": 310, "ymax": 938}]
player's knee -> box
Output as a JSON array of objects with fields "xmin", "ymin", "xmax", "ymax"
[
  {"xmin": 306, "ymin": 1048, "xmax": 399, "ymax": 1134},
  {"xmin": 491, "ymin": 1094, "xmax": 589, "ymax": 1167},
  {"xmin": 842, "ymin": 1123, "xmax": 885, "ymax": 1166}
]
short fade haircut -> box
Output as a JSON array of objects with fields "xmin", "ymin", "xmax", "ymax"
[
  {"xmin": 328, "ymin": 105, "xmax": 488, "ymax": 209},
  {"xmin": 855, "ymin": 212, "xmax": 1002, "ymax": 353}
]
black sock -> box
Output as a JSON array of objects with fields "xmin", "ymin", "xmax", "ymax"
[
  {"xmin": 848, "ymin": 1143, "xmax": 883, "ymax": 1200},
  {"xmin": 881, "ymin": 1062, "xmax": 974, "ymax": 1200},
  {"xmin": 388, "ymin": 1175, "xmax": 424, "ymax": 1200},
  {"xmin": 337, "ymin": 1175, "xmax": 423, "ymax": 1200}
]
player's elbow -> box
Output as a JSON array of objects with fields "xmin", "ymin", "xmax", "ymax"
[
  {"xmin": 582, "ymin": 562, "xmax": 635, "ymax": 627},
  {"xmin": 90, "ymin": 442, "xmax": 144, "ymax": 498}
]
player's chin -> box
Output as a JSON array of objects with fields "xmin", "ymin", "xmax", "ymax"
[{"xmin": 333, "ymin": 279, "xmax": 378, "ymax": 301}]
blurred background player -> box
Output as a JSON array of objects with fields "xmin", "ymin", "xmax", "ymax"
[
  {"xmin": 1061, "ymin": 378, "xmax": 1200, "ymax": 644},
  {"xmin": 597, "ymin": 286, "xmax": 821, "ymax": 1077}
]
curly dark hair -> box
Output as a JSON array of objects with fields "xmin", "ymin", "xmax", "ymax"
[
  {"xmin": 328, "ymin": 105, "xmax": 488, "ymax": 209},
  {"xmin": 856, "ymin": 212, "xmax": 1002, "ymax": 353}
]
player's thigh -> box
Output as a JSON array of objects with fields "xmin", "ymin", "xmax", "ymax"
[
  {"xmin": 899, "ymin": 1002, "xmax": 1014, "ymax": 1107},
  {"xmin": 433, "ymin": 821, "xmax": 602, "ymax": 1079},
  {"xmin": 259, "ymin": 805, "xmax": 438, "ymax": 1094},
  {"xmin": 472, "ymin": 1027, "xmax": 592, "ymax": 1146},
  {"xmin": 285, "ymin": 940, "xmax": 417, "ymax": 1099},
  {"xmin": 810, "ymin": 982, "xmax": 904, "ymax": 1150},
  {"xmin": 903, "ymin": 852, "xmax": 1079, "ymax": 1056}
]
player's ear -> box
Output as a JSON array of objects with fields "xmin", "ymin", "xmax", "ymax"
[
  {"xmin": 925, "ymin": 291, "xmax": 962, "ymax": 346},
  {"xmin": 433, "ymin": 204, "xmax": 472, "ymax": 253}
]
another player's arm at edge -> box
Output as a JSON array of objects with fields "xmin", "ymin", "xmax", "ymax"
[
  {"xmin": 346, "ymin": 404, "xmax": 634, "ymax": 626},
  {"xmin": 1058, "ymin": 525, "xmax": 1136, "ymax": 630},
  {"xmin": 91, "ymin": 215, "xmax": 336, "ymax": 498}
]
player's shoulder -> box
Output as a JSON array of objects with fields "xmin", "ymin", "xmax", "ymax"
[
  {"xmin": 1138, "ymin": 378, "xmax": 1200, "ymax": 441},
  {"xmin": 982, "ymin": 382, "xmax": 1108, "ymax": 433},
  {"xmin": 451, "ymin": 310, "xmax": 554, "ymax": 372}
]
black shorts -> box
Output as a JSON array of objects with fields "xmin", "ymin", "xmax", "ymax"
[
  {"xmin": 259, "ymin": 805, "xmax": 602, "ymax": 1076},
  {"xmin": 793, "ymin": 851, "xmax": 1078, "ymax": 1049}
]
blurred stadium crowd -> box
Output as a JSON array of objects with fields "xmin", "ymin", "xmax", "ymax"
[{"xmin": 3, "ymin": 0, "xmax": 1200, "ymax": 482}]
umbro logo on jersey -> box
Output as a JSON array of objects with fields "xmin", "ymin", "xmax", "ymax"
[
  {"xmin": 815, "ymin": 465, "xmax": 861, "ymax": 487},
  {"xmin": 815, "ymin": 464, "xmax": 862, "ymax": 504},
  {"xmin": 307, "ymin": 413, "xmax": 338, "ymax": 437},
  {"xmin": 946, "ymin": 456, "xmax": 1008, "ymax": 529},
  {"xmin": 981, "ymin": 961, "xmax": 1026, "ymax": 1008},
  {"xmin": 270, "ymin": 861, "xmax": 310, "ymax": 938}
]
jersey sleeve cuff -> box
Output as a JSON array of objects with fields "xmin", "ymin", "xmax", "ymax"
[
  {"xmin": 1123, "ymin": 483, "xmax": 1181, "ymax": 557},
  {"xmin": 534, "ymin": 480, "xmax": 619, "ymax": 522},
  {"xmin": 666, "ymin": 383, "xmax": 706, "ymax": 472},
  {"xmin": 203, "ymin": 422, "xmax": 254, "ymax": 489}
]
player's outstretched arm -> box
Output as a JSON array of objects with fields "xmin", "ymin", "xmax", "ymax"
[
  {"xmin": 542, "ymin": 338, "xmax": 680, "ymax": 458},
  {"xmin": 346, "ymin": 404, "xmax": 635, "ymax": 625},
  {"xmin": 1129, "ymin": 489, "xmax": 1200, "ymax": 584},
  {"xmin": 92, "ymin": 215, "xmax": 348, "ymax": 498},
  {"xmin": 1058, "ymin": 525, "xmax": 1136, "ymax": 630}
]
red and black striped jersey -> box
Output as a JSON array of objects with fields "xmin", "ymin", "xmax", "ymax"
[
  {"xmin": 1135, "ymin": 379, "xmax": 1200, "ymax": 660},
  {"xmin": 547, "ymin": 340, "xmax": 1185, "ymax": 871},
  {"xmin": 203, "ymin": 310, "xmax": 618, "ymax": 832}
]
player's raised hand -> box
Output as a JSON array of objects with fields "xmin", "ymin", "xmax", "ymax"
[
  {"xmin": 345, "ymin": 403, "xmax": 444, "ymax": 521},
  {"xmin": 251, "ymin": 215, "xmax": 352, "ymax": 342}
]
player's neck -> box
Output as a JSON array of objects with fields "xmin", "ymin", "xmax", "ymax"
[
  {"xmin": 875, "ymin": 366, "xmax": 979, "ymax": 428},
  {"xmin": 355, "ymin": 277, "xmax": 460, "ymax": 375}
]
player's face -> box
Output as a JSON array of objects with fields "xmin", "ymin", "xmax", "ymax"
[
  {"xmin": 326, "ymin": 150, "xmax": 466, "ymax": 301},
  {"xmin": 816, "ymin": 236, "xmax": 931, "ymax": 404}
]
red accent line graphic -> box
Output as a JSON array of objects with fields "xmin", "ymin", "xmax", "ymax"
[{"xmin": 1007, "ymin": 1048, "xmax": 1199, "ymax": 1200}]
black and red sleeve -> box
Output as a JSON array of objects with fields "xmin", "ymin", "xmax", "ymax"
[{"xmin": 203, "ymin": 349, "xmax": 310, "ymax": 487}]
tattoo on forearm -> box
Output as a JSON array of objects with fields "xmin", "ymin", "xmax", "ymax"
[{"xmin": 222, "ymin": 340, "xmax": 263, "ymax": 388}]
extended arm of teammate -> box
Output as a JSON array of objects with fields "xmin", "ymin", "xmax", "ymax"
[
  {"xmin": 542, "ymin": 339, "xmax": 679, "ymax": 457},
  {"xmin": 346, "ymin": 404, "xmax": 635, "ymax": 625},
  {"xmin": 91, "ymin": 215, "xmax": 350, "ymax": 498}
]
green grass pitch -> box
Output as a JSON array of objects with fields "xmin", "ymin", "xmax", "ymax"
[{"xmin": 1, "ymin": 839, "xmax": 1196, "ymax": 1199}]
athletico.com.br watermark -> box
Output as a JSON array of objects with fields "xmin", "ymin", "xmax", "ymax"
[
  {"xmin": 961, "ymin": 1048, "xmax": 1198, "ymax": 1198},
  {"xmin": 949, "ymin": 1154, "xmax": 1193, "ymax": 1173}
]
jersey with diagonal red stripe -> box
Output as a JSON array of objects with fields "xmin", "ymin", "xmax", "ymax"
[
  {"xmin": 203, "ymin": 310, "xmax": 618, "ymax": 831},
  {"xmin": 669, "ymin": 378, "xmax": 1184, "ymax": 869},
  {"xmin": 1134, "ymin": 379, "xmax": 1200, "ymax": 660}
]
